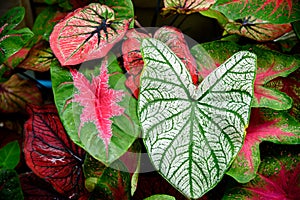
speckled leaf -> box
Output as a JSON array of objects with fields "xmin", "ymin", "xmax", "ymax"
[
  {"xmin": 18, "ymin": 40, "xmax": 55, "ymax": 72},
  {"xmin": 0, "ymin": 141, "xmax": 20, "ymax": 170},
  {"xmin": 0, "ymin": 75, "xmax": 43, "ymax": 113},
  {"xmin": 227, "ymin": 108, "xmax": 300, "ymax": 183},
  {"xmin": 213, "ymin": 0, "xmax": 300, "ymax": 24},
  {"xmin": 84, "ymin": 154, "xmax": 131, "ymax": 200},
  {"xmin": 0, "ymin": 7, "xmax": 34, "ymax": 64},
  {"xmin": 51, "ymin": 54, "xmax": 140, "ymax": 166},
  {"xmin": 139, "ymin": 38, "xmax": 256, "ymax": 199},
  {"xmin": 191, "ymin": 41, "xmax": 300, "ymax": 110},
  {"xmin": 50, "ymin": 3, "xmax": 129, "ymax": 66},
  {"xmin": 224, "ymin": 17, "xmax": 292, "ymax": 42},
  {"xmin": 223, "ymin": 146, "xmax": 300, "ymax": 199},
  {"xmin": 0, "ymin": 169, "xmax": 23, "ymax": 199}
]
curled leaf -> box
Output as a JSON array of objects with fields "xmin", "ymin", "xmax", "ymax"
[{"xmin": 50, "ymin": 3, "xmax": 129, "ymax": 66}]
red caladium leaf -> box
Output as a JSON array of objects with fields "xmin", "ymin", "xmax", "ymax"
[
  {"xmin": 0, "ymin": 74, "xmax": 43, "ymax": 113},
  {"xmin": 70, "ymin": 61, "xmax": 125, "ymax": 153},
  {"xmin": 224, "ymin": 16, "xmax": 292, "ymax": 42},
  {"xmin": 227, "ymin": 108, "xmax": 300, "ymax": 183},
  {"xmin": 162, "ymin": 0, "xmax": 216, "ymax": 15},
  {"xmin": 23, "ymin": 104, "xmax": 87, "ymax": 199},
  {"xmin": 50, "ymin": 3, "xmax": 129, "ymax": 66},
  {"xmin": 191, "ymin": 41, "xmax": 300, "ymax": 110},
  {"xmin": 17, "ymin": 40, "xmax": 54, "ymax": 72},
  {"xmin": 223, "ymin": 146, "xmax": 300, "ymax": 199},
  {"xmin": 122, "ymin": 27, "xmax": 198, "ymax": 98}
]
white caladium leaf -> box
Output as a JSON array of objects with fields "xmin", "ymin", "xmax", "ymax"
[{"xmin": 138, "ymin": 38, "xmax": 257, "ymax": 199}]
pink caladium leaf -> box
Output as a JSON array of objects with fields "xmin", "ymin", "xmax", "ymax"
[
  {"xmin": 191, "ymin": 41, "xmax": 300, "ymax": 110},
  {"xmin": 0, "ymin": 74, "xmax": 43, "ymax": 113},
  {"xmin": 70, "ymin": 59, "xmax": 125, "ymax": 153},
  {"xmin": 223, "ymin": 146, "xmax": 300, "ymax": 199},
  {"xmin": 122, "ymin": 27, "xmax": 199, "ymax": 98},
  {"xmin": 162, "ymin": 0, "xmax": 216, "ymax": 15},
  {"xmin": 23, "ymin": 104, "xmax": 88, "ymax": 199},
  {"xmin": 50, "ymin": 3, "xmax": 129, "ymax": 66},
  {"xmin": 224, "ymin": 16, "xmax": 292, "ymax": 42},
  {"xmin": 226, "ymin": 108, "xmax": 300, "ymax": 183}
]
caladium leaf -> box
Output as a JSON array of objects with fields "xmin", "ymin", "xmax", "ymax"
[
  {"xmin": 122, "ymin": 27, "xmax": 198, "ymax": 98},
  {"xmin": 144, "ymin": 194, "xmax": 176, "ymax": 200},
  {"xmin": 0, "ymin": 7, "xmax": 34, "ymax": 64},
  {"xmin": 224, "ymin": 17, "xmax": 292, "ymax": 42},
  {"xmin": 162, "ymin": 0, "xmax": 216, "ymax": 15},
  {"xmin": 0, "ymin": 74, "xmax": 43, "ymax": 113},
  {"xmin": 0, "ymin": 169, "xmax": 23, "ymax": 199},
  {"xmin": 51, "ymin": 54, "xmax": 140, "ymax": 166},
  {"xmin": 223, "ymin": 145, "xmax": 300, "ymax": 199},
  {"xmin": 84, "ymin": 154, "xmax": 131, "ymax": 200},
  {"xmin": 50, "ymin": 3, "xmax": 129, "ymax": 66},
  {"xmin": 191, "ymin": 41, "xmax": 300, "ymax": 110},
  {"xmin": 20, "ymin": 172, "xmax": 67, "ymax": 200},
  {"xmin": 227, "ymin": 108, "xmax": 300, "ymax": 183},
  {"xmin": 139, "ymin": 38, "xmax": 256, "ymax": 199},
  {"xmin": 0, "ymin": 141, "xmax": 20, "ymax": 170},
  {"xmin": 23, "ymin": 104, "xmax": 87, "ymax": 199},
  {"xmin": 32, "ymin": 6, "xmax": 67, "ymax": 41},
  {"xmin": 213, "ymin": 0, "xmax": 300, "ymax": 24},
  {"xmin": 17, "ymin": 40, "xmax": 55, "ymax": 72}
]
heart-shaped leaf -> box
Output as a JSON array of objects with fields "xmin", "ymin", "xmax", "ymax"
[
  {"xmin": 191, "ymin": 41, "xmax": 300, "ymax": 110},
  {"xmin": 0, "ymin": 141, "xmax": 20, "ymax": 170},
  {"xmin": 224, "ymin": 17, "xmax": 292, "ymax": 42},
  {"xmin": 0, "ymin": 74, "xmax": 43, "ymax": 113},
  {"xmin": 0, "ymin": 169, "xmax": 23, "ymax": 199},
  {"xmin": 227, "ymin": 108, "xmax": 300, "ymax": 183},
  {"xmin": 23, "ymin": 104, "xmax": 87, "ymax": 199},
  {"xmin": 50, "ymin": 3, "xmax": 129, "ymax": 66},
  {"xmin": 223, "ymin": 145, "xmax": 300, "ymax": 199},
  {"xmin": 51, "ymin": 54, "xmax": 140, "ymax": 165},
  {"xmin": 139, "ymin": 38, "xmax": 256, "ymax": 199},
  {"xmin": 162, "ymin": 0, "xmax": 216, "ymax": 15},
  {"xmin": 213, "ymin": 0, "xmax": 300, "ymax": 24}
]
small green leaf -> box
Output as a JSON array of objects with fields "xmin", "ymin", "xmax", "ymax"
[
  {"xmin": 144, "ymin": 194, "xmax": 176, "ymax": 200},
  {"xmin": 0, "ymin": 168, "xmax": 23, "ymax": 199},
  {"xmin": 0, "ymin": 141, "xmax": 20, "ymax": 170},
  {"xmin": 0, "ymin": 7, "xmax": 25, "ymax": 34},
  {"xmin": 139, "ymin": 38, "xmax": 256, "ymax": 199}
]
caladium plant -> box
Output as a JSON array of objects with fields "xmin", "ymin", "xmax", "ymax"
[
  {"xmin": 1, "ymin": 0, "xmax": 300, "ymax": 199},
  {"xmin": 139, "ymin": 38, "xmax": 257, "ymax": 198}
]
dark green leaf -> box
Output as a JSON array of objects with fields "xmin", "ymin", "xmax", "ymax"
[
  {"xmin": 0, "ymin": 168, "xmax": 23, "ymax": 199},
  {"xmin": 0, "ymin": 141, "xmax": 20, "ymax": 170},
  {"xmin": 0, "ymin": 7, "xmax": 25, "ymax": 35}
]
